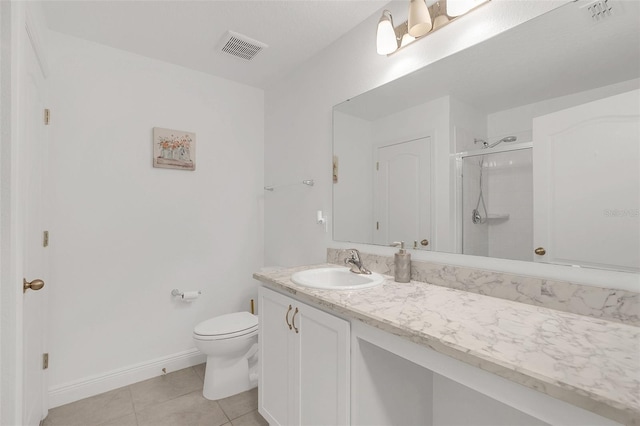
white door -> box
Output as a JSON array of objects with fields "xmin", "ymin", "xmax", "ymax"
[
  {"xmin": 533, "ymin": 89, "xmax": 639, "ymax": 272},
  {"xmin": 297, "ymin": 299, "xmax": 350, "ymax": 426},
  {"xmin": 21, "ymin": 25, "xmax": 49, "ymax": 425},
  {"xmin": 374, "ymin": 137, "xmax": 431, "ymax": 249}
]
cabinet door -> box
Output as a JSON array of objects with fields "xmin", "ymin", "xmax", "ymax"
[
  {"xmin": 258, "ymin": 287, "xmax": 296, "ymax": 426},
  {"xmin": 296, "ymin": 300, "xmax": 350, "ymax": 426}
]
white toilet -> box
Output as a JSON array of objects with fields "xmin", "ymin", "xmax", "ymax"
[{"xmin": 193, "ymin": 311, "xmax": 259, "ymax": 400}]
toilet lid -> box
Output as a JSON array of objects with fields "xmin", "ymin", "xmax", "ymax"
[{"xmin": 194, "ymin": 312, "xmax": 258, "ymax": 337}]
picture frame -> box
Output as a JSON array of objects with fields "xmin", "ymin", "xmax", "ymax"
[{"xmin": 153, "ymin": 127, "xmax": 196, "ymax": 171}]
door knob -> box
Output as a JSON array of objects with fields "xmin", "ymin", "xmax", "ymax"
[
  {"xmin": 534, "ymin": 247, "xmax": 546, "ymax": 256},
  {"xmin": 23, "ymin": 278, "xmax": 45, "ymax": 293}
]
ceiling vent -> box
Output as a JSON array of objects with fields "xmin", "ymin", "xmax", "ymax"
[
  {"xmin": 584, "ymin": 0, "xmax": 613, "ymax": 22},
  {"xmin": 219, "ymin": 31, "xmax": 267, "ymax": 61}
]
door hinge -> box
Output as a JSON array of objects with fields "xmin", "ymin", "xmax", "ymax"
[
  {"xmin": 44, "ymin": 109, "xmax": 50, "ymax": 125},
  {"xmin": 43, "ymin": 230, "xmax": 49, "ymax": 247},
  {"xmin": 42, "ymin": 353, "xmax": 49, "ymax": 370},
  {"xmin": 376, "ymin": 162, "xmax": 379, "ymax": 171},
  {"xmin": 376, "ymin": 221, "xmax": 379, "ymax": 230}
]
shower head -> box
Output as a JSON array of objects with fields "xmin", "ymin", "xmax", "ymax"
[{"xmin": 486, "ymin": 135, "xmax": 517, "ymax": 149}]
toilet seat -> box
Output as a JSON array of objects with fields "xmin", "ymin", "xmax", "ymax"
[{"xmin": 194, "ymin": 312, "xmax": 258, "ymax": 341}]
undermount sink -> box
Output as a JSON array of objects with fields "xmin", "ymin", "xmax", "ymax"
[{"xmin": 291, "ymin": 267, "xmax": 385, "ymax": 290}]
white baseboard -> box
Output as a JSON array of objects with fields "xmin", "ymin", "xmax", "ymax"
[{"xmin": 48, "ymin": 348, "xmax": 206, "ymax": 408}]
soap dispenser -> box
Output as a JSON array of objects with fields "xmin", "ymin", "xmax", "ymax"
[{"xmin": 391, "ymin": 241, "xmax": 411, "ymax": 283}]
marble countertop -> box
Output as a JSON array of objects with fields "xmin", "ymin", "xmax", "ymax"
[{"xmin": 254, "ymin": 264, "xmax": 640, "ymax": 425}]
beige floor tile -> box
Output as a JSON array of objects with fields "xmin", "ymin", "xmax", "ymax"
[
  {"xmin": 99, "ymin": 413, "xmax": 138, "ymax": 426},
  {"xmin": 192, "ymin": 363, "xmax": 206, "ymax": 381},
  {"xmin": 135, "ymin": 390, "xmax": 228, "ymax": 426},
  {"xmin": 217, "ymin": 388, "xmax": 258, "ymax": 420},
  {"xmin": 130, "ymin": 367, "xmax": 203, "ymax": 411},
  {"xmin": 43, "ymin": 387, "xmax": 134, "ymax": 426},
  {"xmin": 230, "ymin": 410, "xmax": 268, "ymax": 426}
]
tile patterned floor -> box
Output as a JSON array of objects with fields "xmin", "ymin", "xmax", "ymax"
[{"xmin": 43, "ymin": 364, "xmax": 267, "ymax": 426}]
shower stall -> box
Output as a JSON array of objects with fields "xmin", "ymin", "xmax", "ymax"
[{"xmin": 457, "ymin": 139, "xmax": 533, "ymax": 261}]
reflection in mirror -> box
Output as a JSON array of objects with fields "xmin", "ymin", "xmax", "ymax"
[
  {"xmin": 333, "ymin": 0, "xmax": 640, "ymax": 272},
  {"xmin": 461, "ymin": 145, "xmax": 533, "ymax": 261}
]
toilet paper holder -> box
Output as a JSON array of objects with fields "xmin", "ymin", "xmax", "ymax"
[{"xmin": 171, "ymin": 289, "xmax": 202, "ymax": 300}]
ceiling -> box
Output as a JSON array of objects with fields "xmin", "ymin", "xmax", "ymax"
[{"xmin": 40, "ymin": 0, "xmax": 389, "ymax": 89}]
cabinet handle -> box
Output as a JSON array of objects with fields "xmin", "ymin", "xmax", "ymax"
[
  {"xmin": 292, "ymin": 307, "xmax": 299, "ymax": 334},
  {"xmin": 285, "ymin": 304, "xmax": 293, "ymax": 330}
]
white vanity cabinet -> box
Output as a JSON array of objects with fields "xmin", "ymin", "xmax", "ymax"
[
  {"xmin": 258, "ymin": 286, "xmax": 350, "ymax": 426},
  {"xmin": 254, "ymin": 266, "xmax": 635, "ymax": 425}
]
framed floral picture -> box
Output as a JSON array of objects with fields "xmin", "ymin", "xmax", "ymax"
[{"xmin": 153, "ymin": 127, "xmax": 196, "ymax": 171}]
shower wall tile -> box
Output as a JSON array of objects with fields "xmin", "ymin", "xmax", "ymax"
[
  {"xmin": 486, "ymin": 149, "xmax": 533, "ymax": 262},
  {"xmin": 327, "ymin": 248, "xmax": 639, "ymax": 326}
]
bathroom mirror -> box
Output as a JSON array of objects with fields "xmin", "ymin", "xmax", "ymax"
[{"xmin": 333, "ymin": 0, "xmax": 640, "ymax": 272}]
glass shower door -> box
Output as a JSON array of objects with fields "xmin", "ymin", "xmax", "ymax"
[{"xmin": 461, "ymin": 148, "xmax": 533, "ymax": 261}]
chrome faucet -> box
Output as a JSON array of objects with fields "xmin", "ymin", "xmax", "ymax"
[{"xmin": 344, "ymin": 249, "xmax": 372, "ymax": 275}]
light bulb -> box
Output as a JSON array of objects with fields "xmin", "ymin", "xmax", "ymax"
[
  {"xmin": 377, "ymin": 10, "xmax": 398, "ymax": 55},
  {"xmin": 400, "ymin": 32, "xmax": 416, "ymax": 48}
]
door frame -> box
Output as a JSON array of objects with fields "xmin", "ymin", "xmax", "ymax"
[{"xmin": 0, "ymin": 3, "xmax": 49, "ymax": 424}]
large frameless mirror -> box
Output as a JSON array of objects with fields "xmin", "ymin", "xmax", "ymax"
[{"xmin": 332, "ymin": 0, "xmax": 639, "ymax": 273}]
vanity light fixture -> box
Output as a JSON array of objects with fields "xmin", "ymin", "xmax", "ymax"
[{"xmin": 376, "ymin": 0, "xmax": 490, "ymax": 55}]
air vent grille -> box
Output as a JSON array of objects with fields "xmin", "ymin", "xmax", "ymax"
[
  {"xmin": 586, "ymin": 0, "xmax": 613, "ymax": 21},
  {"xmin": 219, "ymin": 31, "xmax": 267, "ymax": 61}
]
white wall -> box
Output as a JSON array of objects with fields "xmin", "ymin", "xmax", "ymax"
[
  {"xmin": 333, "ymin": 111, "xmax": 373, "ymax": 244},
  {"xmin": 46, "ymin": 31, "xmax": 264, "ymax": 403},
  {"xmin": 487, "ymin": 78, "xmax": 640, "ymax": 143},
  {"xmin": 264, "ymin": 0, "xmax": 566, "ymax": 268},
  {"xmin": 451, "ymin": 96, "xmax": 487, "ymax": 154}
]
